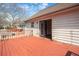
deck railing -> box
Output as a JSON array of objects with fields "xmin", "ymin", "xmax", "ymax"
[{"xmin": 0, "ymin": 29, "xmax": 33, "ymax": 40}]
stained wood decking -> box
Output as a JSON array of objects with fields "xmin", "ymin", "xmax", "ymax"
[{"xmin": 0, "ymin": 36, "xmax": 79, "ymax": 56}]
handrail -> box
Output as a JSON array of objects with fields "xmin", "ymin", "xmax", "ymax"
[{"xmin": 0, "ymin": 30, "xmax": 33, "ymax": 40}]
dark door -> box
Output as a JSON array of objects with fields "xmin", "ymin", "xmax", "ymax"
[
  {"xmin": 40, "ymin": 19, "xmax": 52, "ymax": 40},
  {"xmin": 39, "ymin": 21, "xmax": 45, "ymax": 37}
]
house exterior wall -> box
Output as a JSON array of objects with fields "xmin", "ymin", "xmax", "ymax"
[
  {"xmin": 52, "ymin": 6, "xmax": 79, "ymax": 45},
  {"xmin": 25, "ymin": 23, "xmax": 31, "ymax": 28},
  {"xmin": 32, "ymin": 21, "xmax": 40, "ymax": 37},
  {"xmin": 25, "ymin": 21, "xmax": 40, "ymax": 37},
  {"xmin": 25, "ymin": 5, "xmax": 79, "ymax": 45}
]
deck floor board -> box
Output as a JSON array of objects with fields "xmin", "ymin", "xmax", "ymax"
[{"xmin": 0, "ymin": 36, "xmax": 79, "ymax": 56}]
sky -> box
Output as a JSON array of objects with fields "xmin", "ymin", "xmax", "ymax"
[
  {"xmin": 16, "ymin": 3, "xmax": 57, "ymax": 17},
  {"xmin": 0, "ymin": 3, "xmax": 57, "ymax": 24}
]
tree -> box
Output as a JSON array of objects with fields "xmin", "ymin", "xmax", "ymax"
[
  {"xmin": 0, "ymin": 12, "xmax": 10, "ymax": 26},
  {"xmin": 0, "ymin": 3, "xmax": 27, "ymax": 27}
]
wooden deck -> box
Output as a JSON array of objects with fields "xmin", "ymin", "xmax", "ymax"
[{"xmin": 0, "ymin": 36, "xmax": 79, "ymax": 56}]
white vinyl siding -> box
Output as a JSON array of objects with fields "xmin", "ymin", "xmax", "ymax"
[
  {"xmin": 32, "ymin": 21, "xmax": 40, "ymax": 37},
  {"xmin": 52, "ymin": 6, "xmax": 79, "ymax": 45}
]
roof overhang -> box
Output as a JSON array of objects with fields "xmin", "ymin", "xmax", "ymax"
[{"xmin": 25, "ymin": 3, "xmax": 79, "ymax": 23}]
